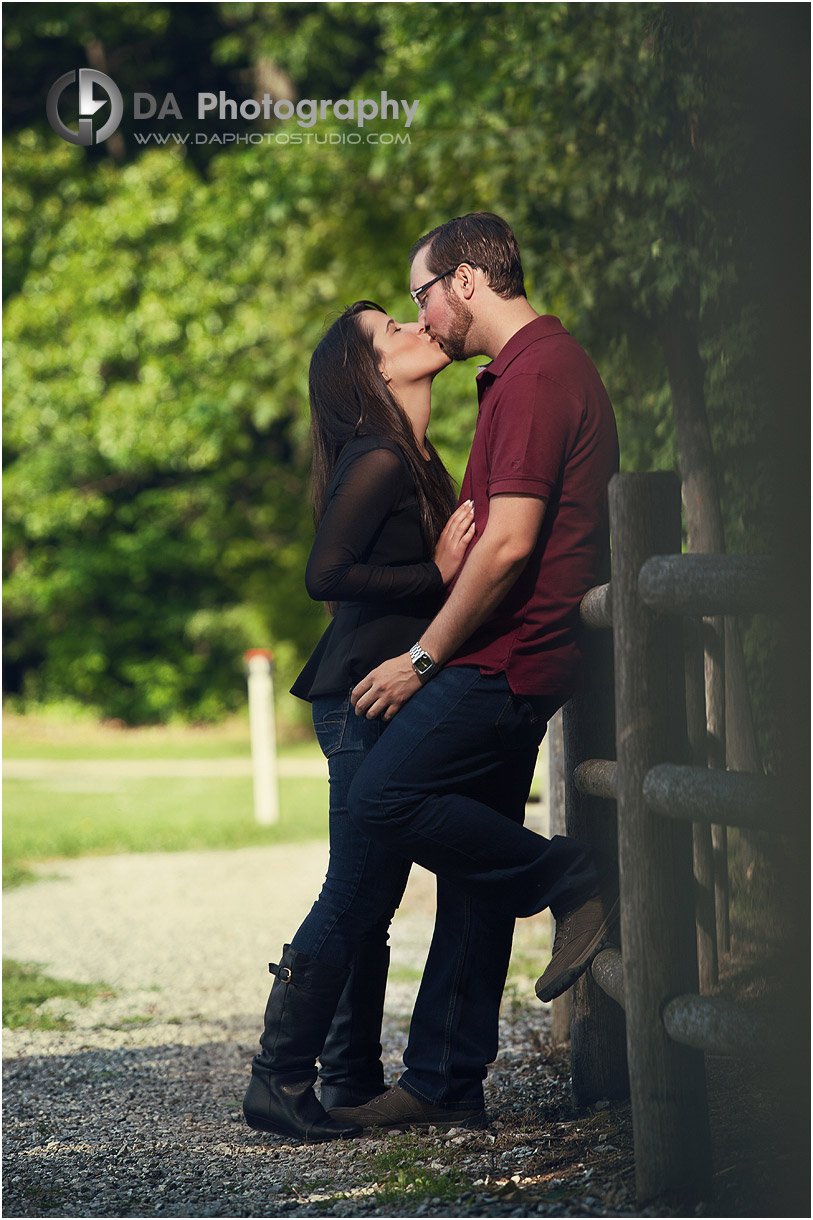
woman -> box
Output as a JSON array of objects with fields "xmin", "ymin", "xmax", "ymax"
[{"xmin": 242, "ymin": 302, "xmax": 474, "ymax": 1142}]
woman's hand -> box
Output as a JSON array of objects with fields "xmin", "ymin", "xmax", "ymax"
[{"xmin": 433, "ymin": 500, "xmax": 475, "ymax": 586}]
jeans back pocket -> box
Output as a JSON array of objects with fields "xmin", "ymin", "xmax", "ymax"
[{"xmin": 312, "ymin": 693, "xmax": 352, "ymax": 758}]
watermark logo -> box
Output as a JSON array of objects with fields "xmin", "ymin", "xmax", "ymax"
[
  {"xmin": 46, "ymin": 69, "xmax": 123, "ymax": 146},
  {"xmin": 45, "ymin": 74, "xmax": 417, "ymax": 152}
]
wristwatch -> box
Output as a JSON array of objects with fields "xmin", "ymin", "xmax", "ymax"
[{"xmin": 409, "ymin": 641, "xmax": 439, "ymax": 684}]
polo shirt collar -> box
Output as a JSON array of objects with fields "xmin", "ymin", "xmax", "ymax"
[{"xmin": 476, "ymin": 315, "xmax": 567, "ymax": 381}]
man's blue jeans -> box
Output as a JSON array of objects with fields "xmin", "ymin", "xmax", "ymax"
[
  {"xmin": 292, "ymin": 670, "xmax": 600, "ymax": 1109},
  {"xmin": 292, "ymin": 693, "xmax": 505, "ymax": 1109},
  {"xmin": 289, "ymin": 682, "xmax": 530, "ymax": 1110},
  {"xmin": 345, "ymin": 667, "xmax": 603, "ymax": 1107},
  {"xmin": 288, "ymin": 684, "xmax": 525, "ymax": 1109}
]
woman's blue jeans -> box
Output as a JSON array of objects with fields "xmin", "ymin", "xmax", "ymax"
[{"xmin": 291, "ymin": 693, "xmax": 411, "ymax": 966}]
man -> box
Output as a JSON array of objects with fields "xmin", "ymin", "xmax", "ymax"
[{"xmin": 331, "ymin": 213, "xmax": 619, "ymax": 1132}]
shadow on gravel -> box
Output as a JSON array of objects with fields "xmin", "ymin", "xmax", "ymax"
[
  {"xmin": 2, "ymin": 1033, "xmax": 638, "ymax": 1220},
  {"xmin": 2, "ymin": 1022, "xmax": 807, "ymax": 1219},
  {"xmin": 3, "ymin": 1037, "xmax": 312, "ymax": 1218}
]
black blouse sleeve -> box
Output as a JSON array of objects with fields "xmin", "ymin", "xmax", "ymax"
[{"xmin": 305, "ymin": 446, "xmax": 443, "ymax": 603}]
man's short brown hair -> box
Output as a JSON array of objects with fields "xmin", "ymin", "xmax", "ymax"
[{"xmin": 409, "ymin": 212, "xmax": 526, "ymax": 301}]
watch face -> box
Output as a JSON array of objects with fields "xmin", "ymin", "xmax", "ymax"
[{"xmin": 414, "ymin": 654, "xmax": 434, "ymax": 675}]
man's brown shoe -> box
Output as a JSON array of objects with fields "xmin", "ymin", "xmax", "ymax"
[
  {"xmin": 329, "ymin": 1084, "xmax": 487, "ymax": 1132},
  {"xmin": 535, "ymin": 885, "xmax": 620, "ymax": 1002}
]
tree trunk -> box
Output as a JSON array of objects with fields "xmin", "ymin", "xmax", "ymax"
[
  {"xmin": 657, "ymin": 295, "xmax": 763, "ymax": 777},
  {"xmin": 657, "ymin": 290, "xmax": 724, "ymax": 554},
  {"xmin": 659, "ymin": 292, "xmax": 727, "ymax": 951},
  {"xmin": 657, "ymin": 289, "xmax": 764, "ymax": 957},
  {"xmin": 84, "ymin": 38, "xmax": 126, "ymax": 163}
]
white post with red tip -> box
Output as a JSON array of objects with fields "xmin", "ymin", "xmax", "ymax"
[{"xmin": 244, "ymin": 649, "xmax": 279, "ymax": 825}]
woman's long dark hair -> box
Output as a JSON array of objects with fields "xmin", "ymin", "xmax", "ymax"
[{"xmin": 309, "ymin": 301, "xmax": 457, "ymax": 550}]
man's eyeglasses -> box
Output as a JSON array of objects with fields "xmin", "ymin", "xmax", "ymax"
[{"xmin": 410, "ymin": 267, "xmax": 458, "ymax": 309}]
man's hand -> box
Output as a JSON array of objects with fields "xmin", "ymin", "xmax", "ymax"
[
  {"xmin": 352, "ymin": 497, "xmax": 547, "ymax": 722},
  {"xmin": 352, "ymin": 653, "xmax": 421, "ymax": 721}
]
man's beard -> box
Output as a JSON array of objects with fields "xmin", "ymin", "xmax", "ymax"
[{"xmin": 437, "ymin": 294, "xmax": 474, "ymax": 362}]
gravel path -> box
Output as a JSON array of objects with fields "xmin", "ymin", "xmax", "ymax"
[
  {"xmin": 2, "ymin": 842, "xmax": 663, "ymax": 1218},
  {"xmin": 5, "ymin": 841, "xmax": 792, "ymax": 1220},
  {"xmin": 2, "ymin": 843, "xmax": 439, "ymax": 1055}
]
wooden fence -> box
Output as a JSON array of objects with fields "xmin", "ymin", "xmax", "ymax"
[{"xmin": 549, "ymin": 471, "xmax": 795, "ymax": 1203}]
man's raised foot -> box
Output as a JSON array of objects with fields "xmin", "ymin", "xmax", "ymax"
[{"xmin": 535, "ymin": 882, "xmax": 620, "ymax": 1002}]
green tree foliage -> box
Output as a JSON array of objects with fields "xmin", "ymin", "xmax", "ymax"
[
  {"xmin": 3, "ymin": 3, "xmax": 806, "ymax": 728},
  {"xmin": 363, "ymin": 3, "xmax": 805, "ymax": 551},
  {"xmin": 4, "ymin": 140, "xmax": 329, "ymax": 720}
]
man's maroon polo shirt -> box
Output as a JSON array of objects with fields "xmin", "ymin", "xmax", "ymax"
[{"xmin": 446, "ymin": 315, "xmax": 619, "ymax": 699}]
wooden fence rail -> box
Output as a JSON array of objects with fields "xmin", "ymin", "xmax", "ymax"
[
  {"xmin": 554, "ymin": 470, "xmax": 789, "ymax": 1205},
  {"xmin": 590, "ymin": 947, "xmax": 775, "ymax": 1060},
  {"xmin": 638, "ymin": 553, "xmax": 782, "ymax": 616},
  {"xmin": 642, "ymin": 763, "xmax": 785, "ymax": 831}
]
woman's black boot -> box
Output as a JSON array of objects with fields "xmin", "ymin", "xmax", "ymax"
[
  {"xmin": 243, "ymin": 945, "xmax": 362, "ymax": 1142},
  {"xmin": 318, "ymin": 940, "xmax": 390, "ymax": 1110}
]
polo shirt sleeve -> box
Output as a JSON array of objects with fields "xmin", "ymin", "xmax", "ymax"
[{"xmin": 486, "ymin": 372, "xmax": 582, "ymax": 499}]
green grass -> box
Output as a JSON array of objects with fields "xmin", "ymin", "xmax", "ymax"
[
  {"xmin": 362, "ymin": 1134, "xmax": 473, "ymax": 1204},
  {"xmin": 3, "ymin": 959, "xmax": 113, "ymax": 1030},
  {"xmin": 2, "ymin": 708, "xmax": 317, "ymax": 760},
  {"xmin": 387, "ymin": 963, "xmax": 425, "ymax": 984},
  {"xmin": 2, "ymin": 774, "xmax": 328, "ymax": 888},
  {"xmin": 3, "ymin": 710, "xmax": 330, "ymax": 887},
  {"xmin": 2, "ymin": 861, "xmax": 54, "ymax": 890}
]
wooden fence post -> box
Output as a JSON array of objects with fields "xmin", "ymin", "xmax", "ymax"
[
  {"xmin": 609, "ymin": 472, "xmax": 711, "ymax": 1204},
  {"xmin": 244, "ymin": 649, "xmax": 280, "ymax": 826},
  {"xmin": 563, "ymin": 625, "xmax": 629, "ymax": 1104},
  {"xmin": 704, "ymin": 617, "xmax": 731, "ymax": 956},
  {"xmin": 684, "ymin": 616, "xmax": 718, "ymax": 990},
  {"xmin": 547, "ymin": 710, "xmax": 572, "ymax": 1045}
]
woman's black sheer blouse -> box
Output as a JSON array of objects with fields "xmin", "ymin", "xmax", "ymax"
[{"xmin": 291, "ymin": 435, "xmax": 444, "ymax": 701}]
